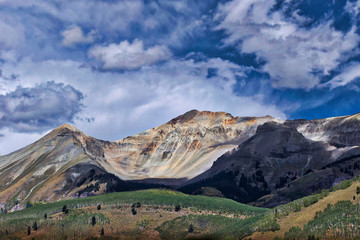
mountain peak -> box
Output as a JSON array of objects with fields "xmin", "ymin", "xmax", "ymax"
[
  {"xmin": 44, "ymin": 123, "xmax": 84, "ymax": 140},
  {"xmin": 168, "ymin": 110, "xmax": 234, "ymax": 125},
  {"xmin": 55, "ymin": 123, "xmax": 79, "ymax": 131}
]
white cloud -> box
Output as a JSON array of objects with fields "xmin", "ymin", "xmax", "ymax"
[
  {"xmin": 0, "ymin": 0, "xmax": 146, "ymax": 61},
  {"xmin": 0, "ymin": 18, "xmax": 24, "ymax": 50},
  {"xmin": 0, "ymin": 0, "xmax": 144, "ymax": 32},
  {"xmin": 346, "ymin": 0, "xmax": 360, "ymax": 16},
  {"xmin": 61, "ymin": 25, "xmax": 95, "ymax": 46},
  {"xmin": 326, "ymin": 62, "xmax": 360, "ymax": 88},
  {"xmin": 215, "ymin": 0, "xmax": 360, "ymax": 89},
  {"xmin": 0, "ymin": 0, "xmax": 210, "ymax": 62},
  {"xmin": 0, "ymin": 81, "xmax": 84, "ymax": 132},
  {"xmin": 0, "ymin": 57, "xmax": 286, "ymax": 155},
  {"xmin": 88, "ymin": 39, "xmax": 172, "ymax": 70}
]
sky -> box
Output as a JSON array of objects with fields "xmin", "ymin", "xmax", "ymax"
[{"xmin": 1, "ymin": 0, "xmax": 360, "ymax": 155}]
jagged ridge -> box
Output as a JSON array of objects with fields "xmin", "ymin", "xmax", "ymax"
[
  {"xmin": 2, "ymin": 110, "xmax": 360, "ymax": 210},
  {"xmin": 0, "ymin": 110, "xmax": 275, "ymax": 209}
]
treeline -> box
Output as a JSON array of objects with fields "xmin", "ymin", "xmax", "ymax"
[
  {"xmin": 283, "ymin": 200, "xmax": 360, "ymax": 239},
  {"xmin": 271, "ymin": 176, "xmax": 360, "ymax": 220},
  {"xmin": 179, "ymin": 164, "xmax": 270, "ymax": 204},
  {"xmin": 76, "ymin": 169, "xmax": 170, "ymax": 196}
]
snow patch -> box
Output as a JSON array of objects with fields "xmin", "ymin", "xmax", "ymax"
[
  {"xmin": 330, "ymin": 146, "xmax": 358, "ymax": 161},
  {"xmin": 297, "ymin": 123, "xmax": 330, "ymax": 142}
]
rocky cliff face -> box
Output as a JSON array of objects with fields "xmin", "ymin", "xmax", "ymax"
[
  {"xmin": 288, "ymin": 113, "xmax": 360, "ymax": 148},
  {"xmin": 181, "ymin": 114, "xmax": 360, "ymax": 207},
  {"xmin": 0, "ymin": 110, "xmax": 275, "ymax": 209},
  {"xmin": 0, "ymin": 124, "xmax": 96, "ymax": 206},
  {"xmin": 102, "ymin": 110, "xmax": 275, "ymax": 180}
]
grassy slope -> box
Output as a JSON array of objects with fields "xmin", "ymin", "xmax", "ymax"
[
  {"xmin": 157, "ymin": 214, "xmax": 264, "ymax": 240},
  {"xmin": 248, "ymin": 180, "xmax": 360, "ymax": 240},
  {"xmin": 2, "ymin": 179, "xmax": 360, "ymax": 239},
  {"xmin": 1, "ymin": 189, "xmax": 267, "ymax": 220},
  {"xmin": 0, "ymin": 189, "xmax": 269, "ymax": 239}
]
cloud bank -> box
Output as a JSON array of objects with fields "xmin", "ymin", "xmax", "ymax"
[
  {"xmin": 0, "ymin": 81, "xmax": 84, "ymax": 132},
  {"xmin": 0, "ymin": 0, "xmax": 360, "ymax": 155}
]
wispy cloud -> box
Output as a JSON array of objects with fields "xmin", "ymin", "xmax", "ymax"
[
  {"xmin": 215, "ymin": 0, "xmax": 360, "ymax": 89},
  {"xmin": 326, "ymin": 62, "xmax": 360, "ymax": 88}
]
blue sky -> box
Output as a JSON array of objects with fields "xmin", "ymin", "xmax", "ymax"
[{"xmin": 1, "ymin": 0, "xmax": 360, "ymax": 155}]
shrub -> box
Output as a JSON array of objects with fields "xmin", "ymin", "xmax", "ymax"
[
  {"xmin": 136, "ymin": 219, "xmax": 149, "ymax": 231},
  {"xmin": 26, "ymin": 201, "xmax": 33, "ymax": 208},
  {"xmin": 284, "ymin": 226, "xmax": 303, "ymax": 240},
  {"xmin": 131, "ymin": 208, "xmax": 137, "ymax": 215},
  {"xmin": 331, "ymin": 179, "xmax": 352, "ymax": 191},
  {"xmin": 307, "ymin": 235, "xmax": 319, "ymax": 240},
  {"xmin": 175, "ymin": 205, "xmax": 181, "ymax": 212},
  {"xmin": 257, "ymin": 215, "xmax": 280, "ymax": 232},
  {"xmin": 97, "ymin": 204, "xmax": 101, "ymax": 210},
  {"xmin": 294, "ymin": 204, "xmax": 301, "ymax": 212},
  {"xmin": 303, "ymin": 196, "xmax": 318, "ymax": 207}
]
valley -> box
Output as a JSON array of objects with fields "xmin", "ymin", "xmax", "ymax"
[{"xmin": 0, "ymin": 177, "xmax": 359, "ymax": 239}]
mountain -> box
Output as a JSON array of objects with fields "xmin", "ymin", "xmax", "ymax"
[
  {"xmin": 102, "ymin": 110, "xmax": 274, "ymax": 180},
  {"xmin": 0, "ymin": 110, "xmax": 274, "ymax": 209},
  {"xmin": 180, "ymin": 114, "xmax": 360, "ymax": 207},
  {"xmin": 2, "ymin": 110, "xmax": 360, "ymax": 211}
]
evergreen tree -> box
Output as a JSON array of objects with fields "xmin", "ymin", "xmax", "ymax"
[
  {"xmin": 62, "ymin": 205, "xmax": 69, "ymax": 214},
  {"xmin": 97, "ymin": 204, "xmax": 101, "ymax": 210},
  {"xmin": 188, "ymin": 224, "xmax": 194, "ymax": 233},
  {"xmin": 101, "ymin": 228, "xmax": 105, "ymax": 236},
  {"xmin": 33, "ymin": 221, "xmax": 38, "ymax": 231},
  {"xmin": 92, "ymin": 216, "xmax": 96, "ymax": 226},
  {"xmin": 62, "ymin": 205, "xmax": 67, "ymax": 212},
  {"xmin": 27, "ymin": 226, "xmax": 31, "ymax": 235}
]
